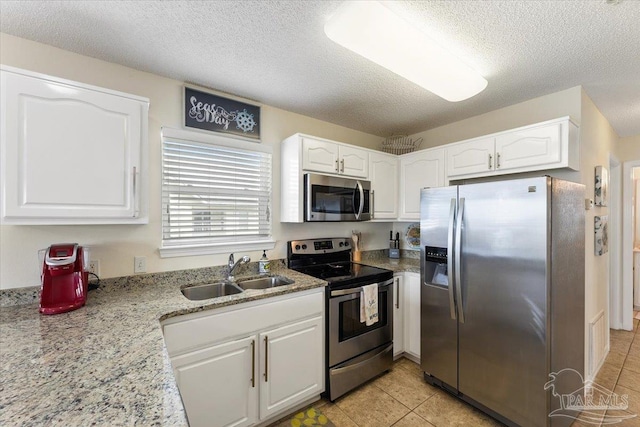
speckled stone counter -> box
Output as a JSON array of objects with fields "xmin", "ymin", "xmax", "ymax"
[
  {"xmin": 0, "ymin": 261, "xmax": 325, "ymax": 427},
  {"xmin": 0, "ymin": 256, "xmax": 418, "ymax": 426},
  {"xmin": 359, "ymin": 250, "xmax": 420, "ymax": 274}
]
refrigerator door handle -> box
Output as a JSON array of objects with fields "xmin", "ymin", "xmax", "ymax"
[
  {"xmin": 455, "ymin": 197, "xmax": 465, "ymax": 323},
  {"xmin": 447, "ymin": 198, "xmax": 457, "ymax": 320}
]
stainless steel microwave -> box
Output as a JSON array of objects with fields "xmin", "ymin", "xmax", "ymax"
[{"xmin": 304, "ymin": 174, "xmax": 371, "ymax": 222}]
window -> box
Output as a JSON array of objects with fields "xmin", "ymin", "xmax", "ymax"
[{"xmin": 160, "ymin": 128, "xmax": 273, "ymax": 257}]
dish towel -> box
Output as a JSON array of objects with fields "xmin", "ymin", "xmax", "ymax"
[{"xmin": 360, "ymin": 283, "xmax": 378, "ymax": 326}]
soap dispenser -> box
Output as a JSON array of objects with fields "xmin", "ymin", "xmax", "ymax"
[{"xmin": 259, "ymin": 250, "xmax": 270, "ymax": 274}]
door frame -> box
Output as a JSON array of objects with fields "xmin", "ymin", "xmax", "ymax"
[
  {"xmin": 614, "ymin": 159, "xmax": 640, "ymax": 330},
  {"xmin": 609, "ymin": 156, "xmax": 622, "ymax": 329}
]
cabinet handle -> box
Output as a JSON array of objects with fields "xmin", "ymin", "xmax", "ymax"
[
  {"xmin": 335, "ymin": 159, "xmax": 339, "ymax": 172},
  {"xmin": 496, "ymin": 152, "xmax": 501, "ymax": 169},
  {"xmin": 488, "ymin": 154, "xmax": 493, "ymax": 170},
  {"xmin": 132, "ymin": 166, "xmax": 139, "ymax": 217},
  {"xmin": 395, "ymin": 278, "xmax": 399, "ymax": 309},
  {"xmin": 340, "ymin": 159, "xmax": 345, "ymax": 173},
  {"xmin": 264, "ymin": 336, "xmax": 268, "ymax": 382},
  {"xmin": 251, "ymin": 339, "xmax": 255, "ymax": 388}
]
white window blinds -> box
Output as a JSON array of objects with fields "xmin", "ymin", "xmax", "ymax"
[{"xmin": 162, "ymin": 130, "xmax": 272, "ymax": 250}]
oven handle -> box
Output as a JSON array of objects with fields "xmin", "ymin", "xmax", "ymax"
[{"xmin": 330, "ymin": 278, "xmax": 393, "ymax": 297}]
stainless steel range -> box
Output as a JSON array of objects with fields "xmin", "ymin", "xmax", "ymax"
[{"xmin": 287, "ymin": 238, "xmax": 394, "ymax": 401}]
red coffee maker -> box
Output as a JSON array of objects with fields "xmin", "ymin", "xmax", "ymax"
[{"xmin": 39, "ymin": 243, "xmax": 89, "ymax": 315}]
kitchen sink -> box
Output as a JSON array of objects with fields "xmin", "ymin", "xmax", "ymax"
[
  {"xmin": 181, "ymin": 282, "xmax": 244, "ymax": 300},
  {"xmin": 237, "ymin": 275, "xmax": 294, "ymax": 290}
]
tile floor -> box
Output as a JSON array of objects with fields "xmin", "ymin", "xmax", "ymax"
[{"xmin": 270, "ymin": 317, "xmax": 640, "ymax": 427}]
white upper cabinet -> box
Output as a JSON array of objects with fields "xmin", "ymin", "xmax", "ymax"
[
  {"xmin": 446, "ymin": 137, "xmax": 495, "ymax": 177},
  {"xmin": 446, "ymin": 117, "xmax": 578, "ymax": 179},
  {"xmin": 495, "ymin": 121, "xmax": 564, "ymax": 171},
  {"xmin": 302, "ymin": 136, "xmax": 368, "ymax": 178},
  {"xmin": 281, "ymin": 133, "xmax": 370, "ymax": 222},
  {"xmin": 399, "ymin": 147, "xmax": 445, "ymax": 220},
  {"xmin": 369, "ymin": 151, "xmax": 398, "ymax": 219},
  {"xmin": 0, "ymin": 66, "xmax": 149, "ymax": 224}
]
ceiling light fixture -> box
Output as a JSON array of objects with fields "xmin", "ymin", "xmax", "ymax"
[{"xmin": 324, "ymin": 1, "xmax": 488, "ymax": 102}]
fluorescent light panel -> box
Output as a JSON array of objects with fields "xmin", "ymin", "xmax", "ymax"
[{"xmin": 324, "ymin": 1, "xmax": 488, "ymax": 102}]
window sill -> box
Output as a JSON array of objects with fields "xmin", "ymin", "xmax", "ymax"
[{"xmin": 159, "ymin": 239, "xmax": 276, "ymax": 258}]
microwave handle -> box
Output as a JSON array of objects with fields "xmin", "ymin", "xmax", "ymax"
[{"xmin": 354, "ymin": 181, "xmax": 364, "ymax": 220}]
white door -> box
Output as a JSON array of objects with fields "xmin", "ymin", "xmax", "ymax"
[
  {"xmin": 399, "ymin": 148, "xmax": 445, "ymax": 220},
  {"xmin": 339, "ymin": 145, "xmax": 369, "ymax": 178},
  {"xmin": 259, "ymin": 316, "xmax": 324, "ymax": 420},
  {"xmin": 370, "ymin": 152, "xmax": 398, "ymax": 219},
  {"xmin": 393, "ymin": 274, "xmax": 404, "ymax": 357},
  {"xmin": 171, "ymin": 336, "xmax": 258, "ymax": 427},
  {"xmin": 494, "ymin": 122, "xmax": 562, "ymax": 171},
  {"xmin": 301, "ymin": 137, "xmax": 339, "ymax": 174},
  {"xmin": 1, "ymin": 68, "xmax": 147, "ymax": 223},
  {"xmin": 404, "ymin": 273, "xmax": 421, "ymax": 360},
  {"xmin": 446, "ymin": 137, "xmax": 495, "ymax": 177}
]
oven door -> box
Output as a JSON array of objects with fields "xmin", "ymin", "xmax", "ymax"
[
  {"xmin": 328, "ymin": 278, "xmax": 393, "ymax": 367},
  {"xmin": 304, "ymin": 174, "xmax": 371, "ymax": 222}
]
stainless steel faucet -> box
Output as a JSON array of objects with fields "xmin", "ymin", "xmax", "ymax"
[{"xmin": 228, "ymin": 253, "xmax": 250, "ymax": 280}]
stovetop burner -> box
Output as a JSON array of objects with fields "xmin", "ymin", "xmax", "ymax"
[{"xmin": 287, "ymin": 238, "xmax": 393, "ymax": 289}]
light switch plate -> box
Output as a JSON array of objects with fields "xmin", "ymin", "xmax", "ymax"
[{"xmin": 134, "ymin": 256, "xmax": 146, "ymax": 273}]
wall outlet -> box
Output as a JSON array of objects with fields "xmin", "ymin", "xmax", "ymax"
[
  {"xmin": 134, "ymin": 256, "xmax": 146, "ymax": 274},
  {"xmin": 88, "ymin": 259, "xmax": 100, "ymax": 276}
]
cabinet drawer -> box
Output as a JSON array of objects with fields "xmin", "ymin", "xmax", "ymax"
[{"xmin": 163, "ymin": 289, "xmax": 324, "ymax": 356}]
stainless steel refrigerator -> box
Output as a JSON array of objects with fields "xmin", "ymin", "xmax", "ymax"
[{"xmin": 420, "ymin": 176, "xmax": 585, "ymax": 427}]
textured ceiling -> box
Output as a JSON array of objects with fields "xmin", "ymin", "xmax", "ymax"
[{"xmin": 1, "ymin": 0, "xmax": 639, "ymax": 137}]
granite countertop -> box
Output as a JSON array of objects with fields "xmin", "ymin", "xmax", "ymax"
[{"xmin": 0, "ymin": 255, "xmax": 419, "ymax": 426}]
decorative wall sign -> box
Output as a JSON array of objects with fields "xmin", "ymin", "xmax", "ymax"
[
  {"xmin": 594, "ymin": 215, "xmax": 608, "ymax": 256},
  {"xmin": 594, "ymin": 165, "xmax": 608, "ymax": 207},
  {"xmin": 184, "ymin": 87, "xmax": 260, "ymax": 140}
]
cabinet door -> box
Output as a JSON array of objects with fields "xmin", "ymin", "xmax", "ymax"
[
  {"xmin": 1, "ymin": 68, "xmax": 148, "ymax": 224},
  {"xmin": 393, "ymin": 274, "xmax": 404, "ymax": 357},
  {"xmin": 259, "ymin": 316, "xmax": 324, "ymax": 420},
  {"xmin": 301, "ymin": 137, "xmax": 339, "ymax": 174},
  {"xmin": 495, "ymin": 122, "xmax": 562, "ymax": 171},
  {"xmin": 370, "ymin": 152, "xmax": 398, "ymax": 219},
  {"xmin": 171, "ymin": 336, "xmax": 258, "ymax": 427},
  {"xmin": 403, "ymin": 273, "xmax": 421, "ymax": 360},
  {"xmin": 339, "ymin": 145, "xmax": 368, "ymax": 178},
  {"xmin": 446, "ymin": 137, "xmax": 495, "ymax": 177},
  {"xmin": 399, "ymin": 148, "xmax": 445, "ymax": 220}
]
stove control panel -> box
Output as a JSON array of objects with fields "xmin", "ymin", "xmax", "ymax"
[{"xmin": 289, "ymin": 238, "xmax": 351, "ymax": 255}]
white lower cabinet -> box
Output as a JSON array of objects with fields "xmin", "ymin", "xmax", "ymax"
[
  {"xmin": 163, "ymin": 289, "xmax": 325, "ymax": 427},
  {"xmin": 171, "ymin": 336, "xmax": 258, "ymax": 427},
  {"xmin": 403, "ymin": 272, "xmax": 421, "ymax": 360},
  {"xmin": 259, "ymin": 317, "xmax": 324, "ymax": 419},
  {"xmin": 392, "ymin": 274, "xmax": 404, "ymax": 357}
]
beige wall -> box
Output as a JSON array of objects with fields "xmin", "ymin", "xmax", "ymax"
[
  {"xmin": 617, "ymin": 135, "xmax": 640, "ymax": 162},
  {"xmin": 0, "ymin": 33, "xmax": 394, "ymax": 289},
  {"xmin": 410, "ymin": 86, "xmax": 582, "ymax": 149},
  {"xmin": 577, "ymin": 91, "xmax": 618, "ymax": 372}
]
